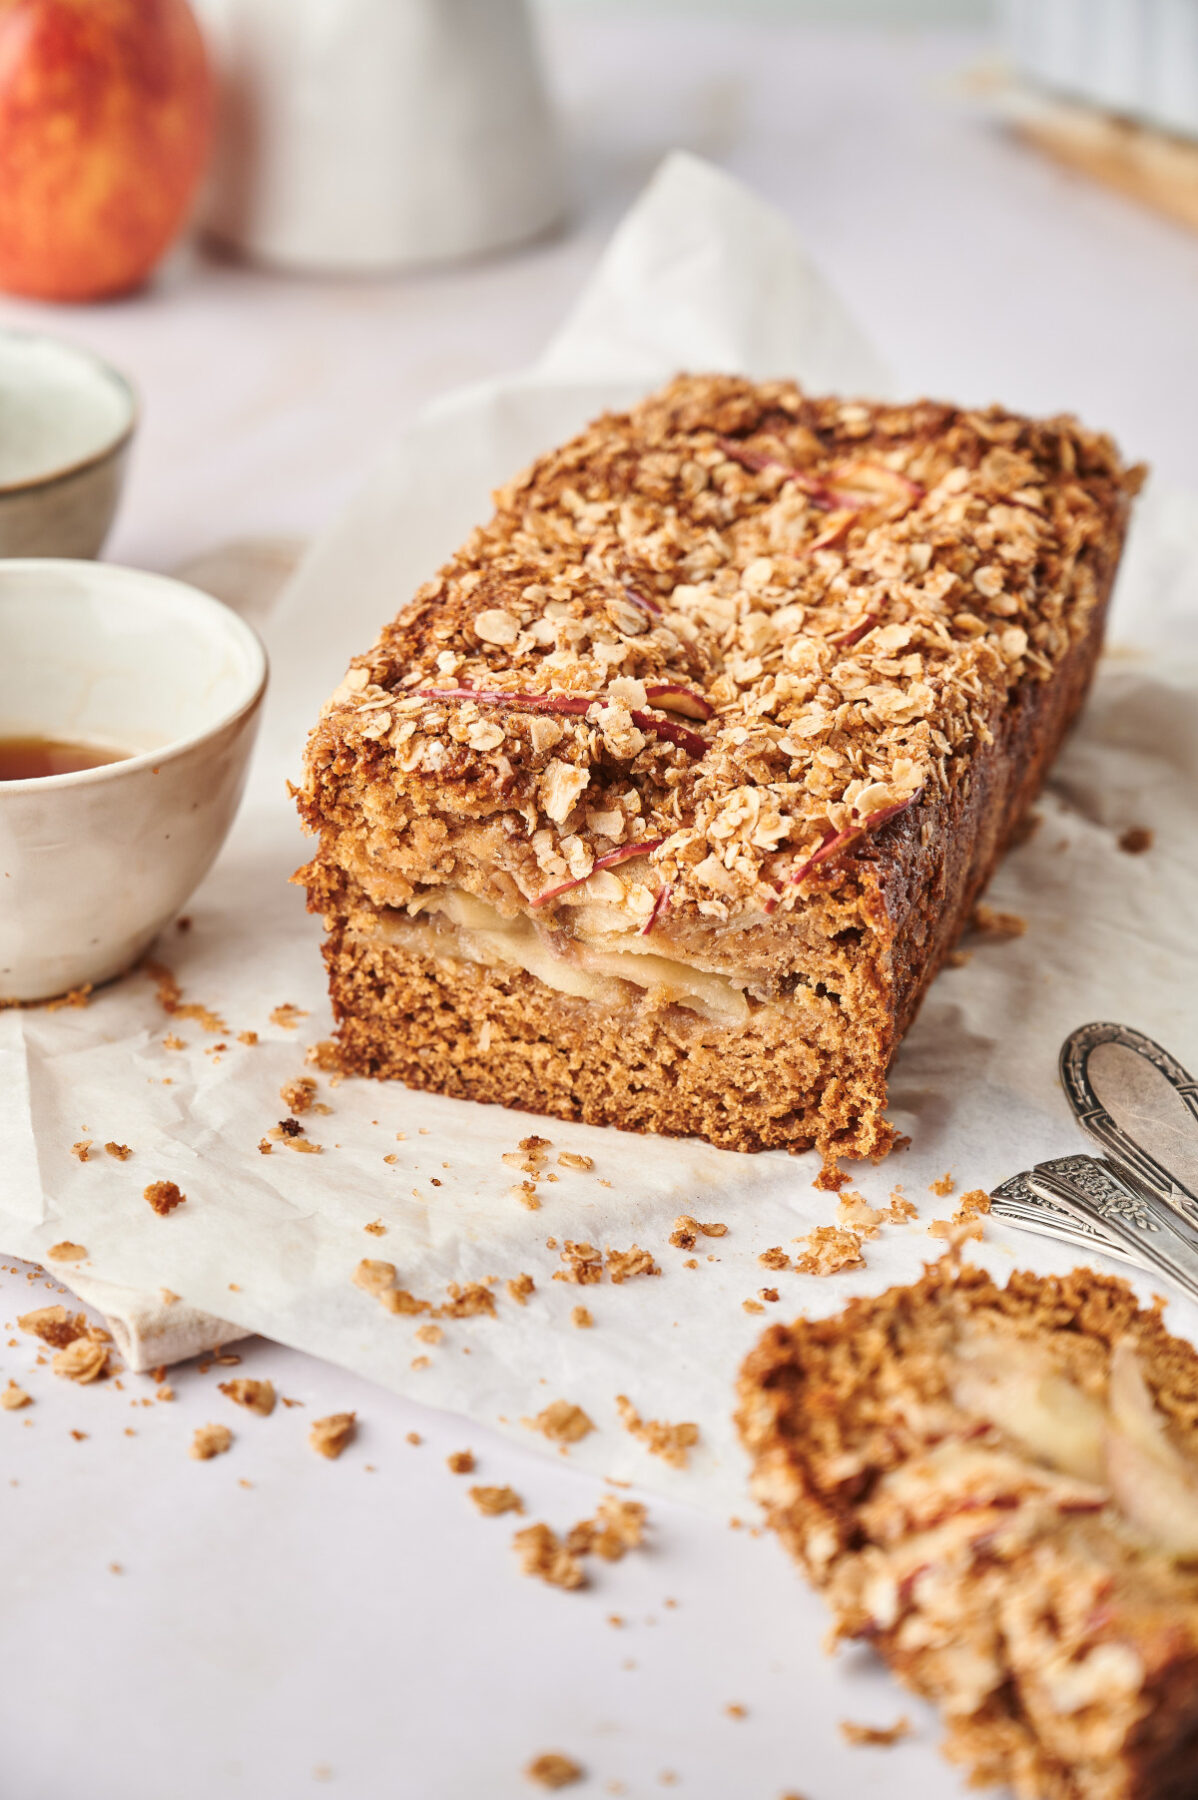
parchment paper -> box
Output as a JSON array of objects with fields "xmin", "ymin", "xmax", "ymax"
[{"xmin": 3, "ymin": 153, "xmax": 1197, "ymax": 1516}]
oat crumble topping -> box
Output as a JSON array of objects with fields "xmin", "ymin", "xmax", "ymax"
[
  {"xmin": 792, "ymin": 1225, "xmax": 865, "ymax": 1276},
  {"xmin": 615, "ymin": 1396, "xmax": 699, "ymax": 1469},
  {"xmin": 513, "ymin": 1521, "xmax": 586, "ymax": 1589},
  {"xmin": 52, "ymin": 1338, "xmax": 109, "ymax": 1383},
  {"xmin": 605, "ymin": 1245, "xmax": 661, "ymax": 1284},
  {"xmin": 525, "ymin": 1752, "xmax": 583, "ymax": 1789},
  {"xmin": 219, "ymin": 1378, "xmax": 276, "ymax": 1416},
  {"xmin": 309, "ymin": 1412, "xmax": 356, "ymax": 1459},
  {"xmin": 144, "ymin": 1180, "xmax": 186, "ymax": 1216},
  {"xmin": 47, "ymin": 1242, "xmax": 87, "ymax": 1262},
  {"xmin": 840, "ymin": 1718, "xmax": 911, "ymax": 1748},
  {"xmin": 470, "ymin": 1483, "xmax": 523, "ymax": 1516},
  {"xmin": 301, "ymin": 375, "xmax": 1136, "ymax": 924},
  {"xmin": 524, "ymin": 1400, "xmax": 596, "ymax": 1446}
]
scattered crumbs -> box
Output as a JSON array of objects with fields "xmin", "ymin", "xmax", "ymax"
[
  {"xmin": 411, "ymin": 1355, "xmax": 430, "ymax": 1371},
  {"xmin": 597, "ymin": 1179, "xmax": 612, "ymax": 1190},
  {"xmin": 470, "ymin": 1483, "xmax": 523, "ymax": 1516},
  {"xmin": 725, "ymin": 1703, "xmax": 747, "ymax": 1720},
  {"xmin": 71, "ymin": 1139, "xmax": 92, "ymax": 1162},
  {"xmin": 47, "ymin": 1242, "xmax": 87, "ymax": 1263},
  {"xmin": 1, "ymin": 1380, "xmax": 30, "ymax": 1410},
  {"xmin": 258, "ymin": 1139, "xmax": 274, "ymax": 1156},
  {"xmin": 281, "ymin": 1395, "xmax": 305, "ymax": 1408},
  {"xmin": 929, "ymin": 1187, "xmax": 989, "ymax": 1245},
  {"xmin": 669, "ymin": 1215, "xmax": 727, "ymax": 1250},
  {"xmin": 415, "ymin": 1323, "xmax": 443, "ymax": 1345},
  {"xmin": 1119, "ymin": 825, "xmax": 1153, "ymax": 855},
  {"xmin": 191, "ymin": 1423, "xmax": 232, "ymax": 1460},
  {"xmin": 793, "ymin": 1226, "xmax": 864, "ymax": 1277},
  {"xmin": 270, "ymin": 1003, "xmax": 308, "ymax": 1030},
  {"xmin": 306, "ymin": 1039, "xmax": 343, "ymax": 1074},
  {"xmin": 69, "ymin": 1429, "xmax": 88, "ymax": 1441},
  {"xmin": 313, "ymin": 1765, "xmax": 332, "ymax": 1783},
  {"xmin": 18, "ymin": 1304, "xmax": 85, "ymax": 1347},
  {"xmin": 160, "ymin": 1288, "xmax": 180, "ymax": 1306},
  {"xmin": 163, "ymin": 1033, "xmax": 186, "ymax": 1051},
  {"xmin": 759, "ymin": 1287, "xmax": 780, "ymax": 1303},
  {"xmin": 280, "ymin": 1076, "xmax": 317, "ymax": 1114},
  {"xmin": 758, "ymin": 1246, "xmax": 790, "ymax": 1270},
  {"xmin": 615, "ymin": 1395, "xmax": 698, "ymax": 1469},
  {"xmin": 571, "ymin": 1306, "xmax": 593, "ymax": 1330},
  {"xmin": 104, "ymin": 1142, "xmax": 132, "ymax": 1161},
  {"xmin": 513, "ymin": 1522, "xmax": 586, "ymax": 1589},
  {"xmin": 835, "ymin": 1191, "xmax": 885, "ymax": 1238},
  {"xmin": 557, "ymin": 1152, "xmax": 594, "ymax": 1172},
  {"xmin": 545, "ymin": 1238, "xmax": 558, "ymax": 1250},
  {"xmin": 524, "ymin": 1399, "xmax": 595, "ymax": 1446},
  {"xmin": 511, "ymin": 1181, "xmax": 541, "ymax": 1211},
  {"xmin": 553, "ymin": 1241, "xmax": 603, "ymax": 1286},
  {"xmin": 525, "ymin": 1751, "xmax": 584, "ymax": 1789},
  {"xmin": 683, "ymin": 1257, "xmax": 698, "ymax": 1270},
  {"xmin": 929, "ymin": 1171, "xmax": 955, "ymax": 1198},
  {"xmin": 52, "ymin": 1339, "xmax": 109, "ymax": 1383},
  {"xmin": 507, "ymin": 1273, "xmax": 535, "ymax": 1306},
  {"xmin": 156, "ymin": 1385, "xmax": 174, "ymax": 1402},
  {"xmin": 887, "ymin": 1188, "xmax": 918, "ymax": 1223},
  {"xmin": 383, "ymin": 1154, "xmax": 398, "ymax": 1166},
  {"xmin": 144, "ymin": 958, "xmax": 227, "ymax": 1033},
  {"xmin": 309, "ymin": 1412, "xmax": 356, "ymax": 1459},
  {"xmin": 364, "ymin": 1220, "xmax": 387, "ymax": 1236},
  {"xmin": 219, "ymin": 1378, "xmax": 276, "ymax": 1417},
  {"xmin": 566, "ymin": 1496, "xmax": 646, "ymax": 1562},
  {"xmin": 144, "ymin": 1180, "xmax": 186, "ymax": 1216},
  {"xmin": 406, "ymin": 1431, "xmax": 422, "ymax": 1446},
  {"xmin": 447, "ymin": 1449, "xmax": 475, "ymax": 1474},
  {"xmin": 237, "ymin": 1030, "xmax": 259, "ymax": 1046},
  {"xmin": 442, "ymin": 1281, "xmax": 496, "ymax": 1319},
  {"xmin": 45, "ymin": 982, "xmax": 92, "ymax": 1011},
  {"xmin": 742, "ymin": 1299, "xmax": 765, "ymax": 1315},
  {"xmin": 663, "ymin": 1597, "xmax": 677, "ymax": 1609},
  {"xmin": 840, "ymin": 1717, "xmax": 912, "ymax": 1748},
  {"xmin": 606, "ymin": 1245, "xmax": 661, "ymax": 1284},
  {"xmin": 607, "ymin": 1613, "xmax": 624, "ymax": 1627},
  {"xmin": 971, "ymin": 903, "xmax": 1026, "ymax": 939}
]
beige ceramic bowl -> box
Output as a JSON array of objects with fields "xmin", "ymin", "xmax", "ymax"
[
  {"xmin": 0, "ymin": 560, "xmax": 267, "ymax": 1002},
  {"xmin": 0, "ymin": 330, "xmax": 137, "ymax": 558}
]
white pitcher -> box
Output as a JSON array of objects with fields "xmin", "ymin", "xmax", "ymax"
[{"xmin": 195, "ymin": 0, "xmax": 565, "ymax": 271}]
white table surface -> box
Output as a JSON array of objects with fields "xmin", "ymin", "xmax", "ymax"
[{"xmin": 3, "ymin": 14, "xmax": 1198, "ymax": 1800}]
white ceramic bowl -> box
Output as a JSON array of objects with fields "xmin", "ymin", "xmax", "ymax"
[
  {"xmin": 0, "ymin": 560, "xmax": 267, "ymax": 1002},
  {"xmin": 0, "ymin": 330, "xmax": 137, "ymax": 558}
]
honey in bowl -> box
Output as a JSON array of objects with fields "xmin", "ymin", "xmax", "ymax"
[{"xmin": 0, "ymin": 735, "xmax": 130, "ymax": 780}]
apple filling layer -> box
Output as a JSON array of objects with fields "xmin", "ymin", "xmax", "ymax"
[
  {"xmin": 950, "ymin": 1320, "xmax": 1198, "ymax": 1561},
  {"xmin": 349, "ymin": 886, "xmax": 781, "ymax": 1029}
]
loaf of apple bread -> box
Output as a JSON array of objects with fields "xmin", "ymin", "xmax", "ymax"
[{"xmin": 296, "ymin": 374, "xmax": 1138, "ymax": 1160}]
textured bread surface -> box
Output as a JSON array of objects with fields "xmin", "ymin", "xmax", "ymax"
[
  {"xmin": 297, "ymin": 374, "xmax": 1139, "ymax": 1158},
  {"xmin": 737, "ymin": 1263, "xmax": 1198, "ymax": 1800}
]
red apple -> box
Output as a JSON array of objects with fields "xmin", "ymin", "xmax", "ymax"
[{"xmin": 0, "ymin": 0, "xmax": 213, "ymax": 301}]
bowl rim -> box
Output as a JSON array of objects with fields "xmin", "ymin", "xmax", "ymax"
[
  {"xmin": 0, "ymin": 558, "xmax": 269, "ymax": 791},
  {"xmin": 0, "ymin": 328, "xmax": 139, "ymax": 499}
]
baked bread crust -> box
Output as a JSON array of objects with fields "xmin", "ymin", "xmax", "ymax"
[
  {"xmin": 736, "ymin": 1263, "xmax": 1198, "ymax": 1800},
  {"xmin": 297, "ymin": 375, "xmax": 1140, "ymax": 1158}
]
